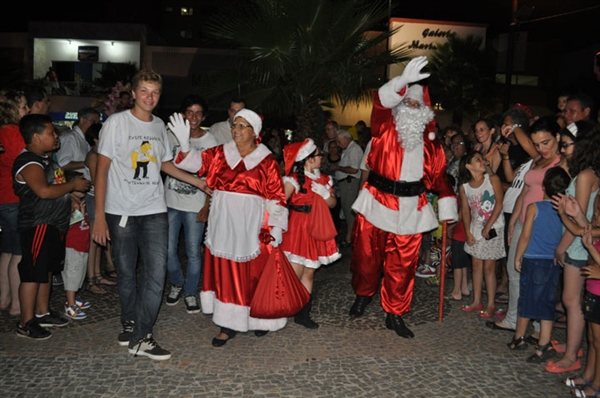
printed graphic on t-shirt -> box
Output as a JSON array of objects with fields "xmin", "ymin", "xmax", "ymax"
[
  {"xmin": 131, "ymin": 141, "xmax": 157, "ymax": 180},
  {"xmin": 166, "ymin": 143, "xmax": 200, "ymax": 195},
  {"xmin": 469, "ymin": 190, "xmax": 496, "ymax": 227}
]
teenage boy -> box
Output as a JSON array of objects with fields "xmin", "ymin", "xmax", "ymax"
[
  {"xmin": 92, "ymin": 69, "xmax": 204, "ymax": 361},
  {"xmin": 165, "ymin": 94, "xmax": 217, "ymax": 314},
  {"xmin": 13, "ymin": 114, "xmax": 91, "ymax": 339}
]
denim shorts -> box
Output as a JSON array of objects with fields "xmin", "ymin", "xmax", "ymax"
[
  {"xmin": 0, "ymin": 202, "xmax": 21, "ymax": 255},
  {"xmin": 583, "ymin": 291, "xmax": 600, "ymax": 325},
  {"xmin": 517, "ymin": 257, "xmax": 561, "ymax": 321},
  {"xmin": 565, "ymin": 253, "xmax": 588, "ymax": 269}
]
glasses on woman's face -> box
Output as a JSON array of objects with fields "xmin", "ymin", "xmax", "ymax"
[
  {"xmin": 231, "ymin": 122, "xmax": 252, "ymax": 130},
  {"xmin": 560, "ymin": 142, "xmax": 575, "ymax": 149}
]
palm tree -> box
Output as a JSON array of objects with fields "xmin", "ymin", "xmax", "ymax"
[
  {"xmin": 427, "ymin": 34, "xmax": 500, "ymax": 125},
  {"xmin": 199, "ymin": 0, "xmax": 411, "ymax": 145}
]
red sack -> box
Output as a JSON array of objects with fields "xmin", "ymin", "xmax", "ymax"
[
  {"xmin": 308, "ymin": 196, "xmax": 337, "ymax": 241},
  {"xmin": 250, "ymin": 246, "xmax": 310, "ymax": 318}
]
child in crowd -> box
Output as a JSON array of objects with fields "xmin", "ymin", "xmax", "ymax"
[
  {"xmin": 62, "ymin": 170, "xmax": 92, "ymax": 320},
  {"xmin": 280, "ymin": 138, "xmax": 341, "ymax": 329},
  {"xmin": 84, "ymin": 122, "xmax": 116, "ymax": 296},
  {"xmin": 13, "ymin": 114, "xmax": 90, "ymax": 339},
  {"xmin": 459, "ymin": 152, "xmax": 505, "ymax": 319},
  {"xmin": 507, "ymin": 167, "xmax": 571, "ymax": 363},
  {"xmin": 556, "ymin": 194, "xmax": 600, "ymax": 396},
  {"xmin": 447, "ymin": 174, "xmax": 471, "ymax": 301}
]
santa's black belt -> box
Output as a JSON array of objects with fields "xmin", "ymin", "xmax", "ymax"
[
  {"xmin": 289, "ymin": 204, "xmax": 312, "ymax": 213},
  {"xmin": 367, "ymin": 172, "xmax": 425, "ymax": 197}
]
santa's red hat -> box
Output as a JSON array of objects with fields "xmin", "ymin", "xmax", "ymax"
[{"xmin": 283, "ymin": 138, "xmax": 317, "ymax": 175}]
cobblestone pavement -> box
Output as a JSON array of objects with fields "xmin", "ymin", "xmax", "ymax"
[{"xmin": 0, "ymin": 244, "xmax": 578, "ymax": 397}]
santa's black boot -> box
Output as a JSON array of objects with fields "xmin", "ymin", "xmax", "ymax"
[{"xmin": 294, "ymin": 296, "xmax": 319, "ymax": 329}]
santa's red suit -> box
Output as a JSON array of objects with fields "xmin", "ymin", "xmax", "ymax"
[{"xmin": 350, "ymin": 82, "xmax": 458, "ymax": 317}]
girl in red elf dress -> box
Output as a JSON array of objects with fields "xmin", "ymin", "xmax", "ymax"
[{"xmin": 281, "ymin": 138, "xmax": 341, "ymax": 329}]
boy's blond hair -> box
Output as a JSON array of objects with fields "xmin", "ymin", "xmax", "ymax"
[{"xmin": 131, "ymin": 69, "xmax": 162, "ymax": 91}]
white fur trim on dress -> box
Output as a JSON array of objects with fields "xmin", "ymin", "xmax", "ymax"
[
  {"xmin": 174, "ymin": 148, "xmax": 203, "ymax": 173},
  {"xmin": 283, "ymin": 176, "xmax": 300, "ymax": 193},
  {"xmin": 224, "ymin": 141, "xmax": 272, "ymax": 170},
  {"xmin": 437, "ymin": 196, "xmax": 459, "ymax": 223},
  {"xmin": 200, "ymin": 291, "xmax": 288, "ymax": 332},
  {"xmin": 284, "ymin": 251, "xmax": 342, "ymax": 269}
]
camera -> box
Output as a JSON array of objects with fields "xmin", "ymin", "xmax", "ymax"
[{"xmin": 486, "ymin": 228, "xmax": 497, "ymax": 240}]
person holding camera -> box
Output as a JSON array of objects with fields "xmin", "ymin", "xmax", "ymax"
[{"xmin": 458, "ymin": 151, "xmax": 505, "ymax": 319}]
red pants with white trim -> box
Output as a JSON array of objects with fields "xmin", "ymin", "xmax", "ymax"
[{"xmin": 351, "ymin": 213, "xmax": 423, "ymax": 316}]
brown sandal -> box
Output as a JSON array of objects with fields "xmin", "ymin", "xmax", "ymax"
[
  {"xmin": 87, "ymin": 278, "xmax": 107, "ymax": 295},
  {"xmin": 95, "ymin": 274, "xmax": 116, "ymax": 286}
]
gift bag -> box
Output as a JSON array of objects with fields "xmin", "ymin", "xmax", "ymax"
[
  {"xmin": 250, "ymin": 246, "xmax": 310, "ymax": 318},
  {"xmin": 308, "ymin": 196, "xmax": 337, "ymax": 241}
]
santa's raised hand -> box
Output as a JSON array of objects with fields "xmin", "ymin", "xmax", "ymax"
[
  {"xmin": 168, "ymin": 112, "xmax": 191, "ymax": 153},
  {"xmin": 392, "ymin": 56, "xmax": 431, "ymax": 92}
]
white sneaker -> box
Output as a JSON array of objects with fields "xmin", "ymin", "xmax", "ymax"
[{"xmin": 416, "ymin": 264, "xmax": 437, "ymax": 278}]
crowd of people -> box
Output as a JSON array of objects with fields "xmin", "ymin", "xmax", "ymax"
[{"xmin": 2, "ymin": 55, "xmax": 600, "ymax": 397}]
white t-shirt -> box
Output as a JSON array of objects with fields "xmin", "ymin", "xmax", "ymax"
[
  {"xmin": 98, "ymin": 110, "xmax": 172, "ymax": 216},
  {"xmin": 165, "ymin": 131, "xmax": 218, "ymax": 212},
  {"xmin": 209, "ymin": 120, "xmax": 232, "ymax": 146},
  {"xmin": 56, "ymin": 126, "xmax": 90, "ymax": 174},
  {"xmin": 502, "ymin": 158, "xmax": 533, "ymax": 213}
]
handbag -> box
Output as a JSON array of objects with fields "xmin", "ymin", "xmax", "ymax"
[{"xmin": 250, "ymin": 245, "xmax": 310, "ymax": 319}]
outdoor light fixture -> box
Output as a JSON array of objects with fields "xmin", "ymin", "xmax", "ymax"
[{"xmin": 111, "ymin": 41, "xmax": 114, "ymax": 46}]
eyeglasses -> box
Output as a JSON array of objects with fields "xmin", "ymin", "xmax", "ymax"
[
  {"xmin": 231, "ymin": 122, "xmax": 252, "ymax": 130},
  {"xmin": 560, "ymin": 142, "xmax": 575, "ymax": 149}
]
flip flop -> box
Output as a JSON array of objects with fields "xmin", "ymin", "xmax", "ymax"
[{"xmin": 485, "ymin": 321, "xmax": 515, "ymax": 332}]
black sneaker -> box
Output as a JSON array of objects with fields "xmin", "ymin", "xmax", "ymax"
[
  {"xmin": 117, "ymin": 320, "xmax": 135, "ymax": 347},
  {"xmin": 166, "ymin": 284, "xmax": 183, "ymax": 306},
  {"xmin": 36, "ymin": 310, "xmax": 69, "ymax": 328},
  {"xmin": 184, "ymin": 295, "xmax": 201, "ymax": 314},
  {"xmin": 128, "ymin": 334, "xmax": 172, "ymax": 360},
  {"xmin": 16, "ymin": 318, "xmax": 52, "ymax": 340}
]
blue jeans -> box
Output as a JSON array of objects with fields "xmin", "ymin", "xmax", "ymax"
[
  {"xmin": 167, "ymin": 207, "xmax": 205, "ymax": 296},
  {"xmin": 107, "ymin": 213, "xmax": 168, "ymax": 342}
]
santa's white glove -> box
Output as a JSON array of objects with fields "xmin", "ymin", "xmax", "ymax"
[
  {"xmin": 270, "ymin": 226, "xmax": 282, "ymax": 247},
  {"xmin": 311, "ymin": 181, "xmax": 331, "ymax": 200},
  {"xmin": 265, "ymin": 199, "xmax": 284, "ymax": 219},
  {"xmin": 391, "ymin": 55, "xmax": 431, "ymax": 93},
  {"xmin": 167, "ymin": 112, "xmax": 191, "ymax": 153}
]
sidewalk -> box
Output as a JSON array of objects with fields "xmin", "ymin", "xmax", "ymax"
[{"xmin": 0, "ymin": 245, "xmax": 578, "ymax": 397}]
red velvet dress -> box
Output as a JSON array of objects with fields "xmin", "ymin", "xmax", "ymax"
[
  {"xmin": 176, "ymin": 142, "xmax": 289, "ymax": 332},
  {"xmin": 280, "ymin": 171, "xmax": 341, "ymax": 269}
]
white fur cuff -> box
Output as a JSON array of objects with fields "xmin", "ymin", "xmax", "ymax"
[{"xmin": 437, "ymin": 196, "xmax": 459, "ymax": 223}]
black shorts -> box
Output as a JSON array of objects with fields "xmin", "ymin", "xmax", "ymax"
[
  {"xmin": 584, "ymin": 291, "xmax": 600, "ymax": 325},
  {"xmin": 18, "ymin": 224, "xmax": 65, "ymax": 283}
]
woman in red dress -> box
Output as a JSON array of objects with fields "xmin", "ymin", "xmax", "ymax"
[
  {"xmin": 280, "ymin": 138, "xmax": 341, "ymax": 329},
  {"xmin": 170, "ymin": 109, "xmax": 289, "ymax": 347}
]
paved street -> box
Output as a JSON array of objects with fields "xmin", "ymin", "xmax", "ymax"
[{"xmin": 0, "ymin": 244, "xmax": 577, "ymax": 397}]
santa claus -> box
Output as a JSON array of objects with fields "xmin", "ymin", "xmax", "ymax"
[{"xmin": 349, "ymin": 56, "xmax": 458, "ymax": 338}]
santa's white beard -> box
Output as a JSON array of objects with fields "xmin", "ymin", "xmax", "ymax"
[{"xmin": 392, "ymin": 103, "xmax": 435, "ymax": 151}]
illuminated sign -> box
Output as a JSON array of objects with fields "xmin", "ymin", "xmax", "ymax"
[{"xmin": 78, "ymin": 46, "xmax": 99, "ymax": 62}]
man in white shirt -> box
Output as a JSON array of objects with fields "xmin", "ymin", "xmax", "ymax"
[
  {"xmin": 56, "ymin": 107, "xmax": 100, "ymax": 173},
  {"xmin": 208, "ymin": 98, "xmax": 245, "ymax": 146},
  {"xmin": 329, "ymin": 129, "xmax": 363, "ymax": 246}
]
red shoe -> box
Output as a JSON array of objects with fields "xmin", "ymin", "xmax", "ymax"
[
  {"xmin": 461, "ymin": 303, "xmax": 484, "ymax": 313},
  {"xmin": 493, "ymin": 309, "xmax": 506, "ymax": 320},
  {"xmin": 545, "ymin": 359, "xmax": 582, "ymax": 373},
  {"xmin": 478, "ymin": 310, "xmax": 493, "ymax": 319},
  {"xmin": 549, "ymin": 340, "xmax": 584, "ymax": 358}
]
